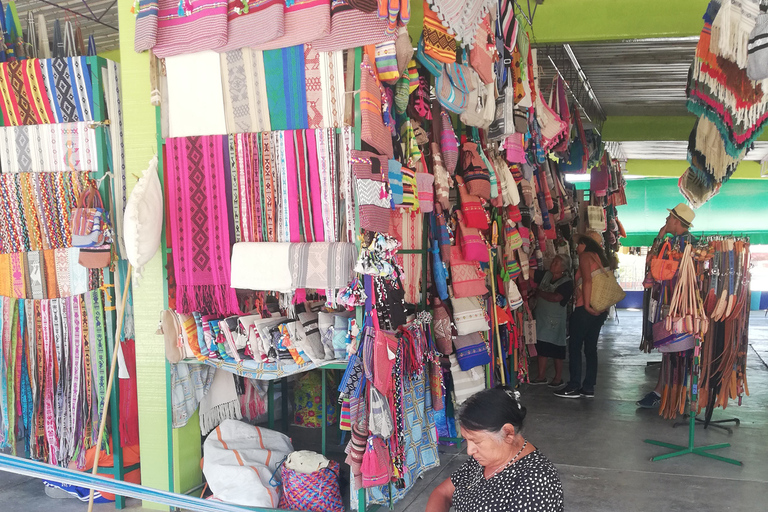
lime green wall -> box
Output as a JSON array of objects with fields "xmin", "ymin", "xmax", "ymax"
[
  {"xmin": 98, "ymin": 49, "xmax": 121, "ymax": 63},
  {"xmin": 625, "ymin": 159, "xmax": 764, "ymax": 179},
  {"xmin": 117, "ymin": 0, "xmax": 202, "ymax": 507},
  {"xmin": 618, "ymin": 178, "xmax": 768, "ymax": 246},
  {"xmin": 603, "ymin": 116, "xmax": 768, "ymax": 142},
  {"xmin": 532, "ymin": 0, "xmax": 708, "ymax": 43}
]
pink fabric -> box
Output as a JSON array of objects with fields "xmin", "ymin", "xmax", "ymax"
[
  {"xmin": 415, "ymin": 173, "xmax": 434, "ymax": 213},
  {"xmin": 284, "ymin": 135, "xmax": 302, "ymax": 242},
  {"xmin": 154, "ymin": 0, "xmax": 228, "ymax": 58},
  {"xmin": 312, "ymin": 1, "xmax": 395, "ymax": 51},
  {"xmin": 253, "ymin": 0, "xmax": 331, "ymax": 50},
  {"xmin": 216, "ymin": 0, "xmax": 285, "ymax": 52},
  {"xmin": 306, "ymin": 133, "xmax": 326, "ymax": 241}
]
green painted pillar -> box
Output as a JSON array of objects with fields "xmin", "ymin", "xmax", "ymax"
[{"xmin": 117, "ymin": 0, "xmax": 203, "ymax": 507}]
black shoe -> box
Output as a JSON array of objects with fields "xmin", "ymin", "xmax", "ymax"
[
  {"xmin": 579, "ymin": 388, "xmax": 594, "ymax": 398},
  {"xmin": 553, "ymin": 386, "xmax": 581, "ymax": 398}
]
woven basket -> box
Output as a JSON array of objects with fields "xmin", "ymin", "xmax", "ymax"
[{"xmin": 590, "ymin": 267, "xmax": 626, "ymax": 312}]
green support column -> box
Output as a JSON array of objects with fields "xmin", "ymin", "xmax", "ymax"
[{"xmin": 117, "ymin": 0, "xmax": 202, "ymax": 507}]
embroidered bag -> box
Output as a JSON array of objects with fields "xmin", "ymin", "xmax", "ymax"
[
  {"xmin": 453, "ymin": 332, "xmax": 491, "ymax": 371},
  {"xmin": 469, "ymin": 13, "xmax": 497, "ymax": 84},
  {"xmin": 461, "ymin": 142, "xmax": 491, "ymax": 200},
  {"xmin": 450, "ymin": 245, "xmax": 488, "ymax": 298},
  {"xmin": 449, "ymin": 354, "xmax": 485, "ymax": 405},
  {"xmin": 452, "ymin": 296, "xmax": 490, "ymax": 335},
  {"xmin": 432, "ymin": 298, "xmax": 454, "ymax": 354},
  {"xmin": 455, "ymin": 210, "xmax": 489, "ymax": 262},
  {"xmin": 71, "ymin": 184, "xmax": 111, "ymax": 248},
  {"xmin": 361, "ymin": 435, "xmax": 392, "ymax": 488},
  {"xmin": 456, "ymin": 176, "xmax": 489, "ymax": 230}
]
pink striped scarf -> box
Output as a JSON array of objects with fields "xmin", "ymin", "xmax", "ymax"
[{"xmin": 166, "ymin": 136, "xmax": 240, "ymax": 315}]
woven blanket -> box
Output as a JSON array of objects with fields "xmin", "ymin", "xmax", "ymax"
[
  {"xmin": 0, "ymin": 122, "xmax": 97, "ymax": 173},
  {"xmin": 39, "ymin": 57, "xmax": 95, "ymax": 124},
  {"xmin": 216, "ymin": 0, "xmax": 284, "ymax": 52},
  {"xmin": 289, "ymin": 242, "xmax": 358, "ymax": 291},
  {"xmin": 425, "ymin": 0, "xmax": 495, "ymax": 49},
  {"xmin": 220, "ymin": 48, "xmax": 272, "ymax": 134},
  {"xmin": 263, "ymin": 46, "xmax": 308, "ymax": 131},
  {"xmin": 153, "ymin": 0, "xmax": 228, "ymax": 58},
  {"xmin": 312, "ymin": 0, "xmax": 395, "ymax": 51},
  {"xmin": 166, "ymin": 135, "xmax": 240, "ymax": 315},
  {"xmin": 253, "ymin": 0, "xmax": 331, "ymax": 50},
  {"xmin": 166, "ymin": 51, "xmax": 227, "ymax": 137}
]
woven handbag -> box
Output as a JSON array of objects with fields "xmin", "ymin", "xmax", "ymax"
[
  {"xmin": 279, "ymin": 459, "xmax": 344, "ymax": 512},
  {"xmin": 650, "ymin": 240, "xmax": 680, "ymax": 281},
  {"xmin": 589, "ymin": 267, "xmax": 626, "ymax": 312},
  {"xmin": 71, "ymin": 184, "xmax": 111, "ymax": 248},
  {"xmin": 361, "ymin": 435, "xmax": 393, "ymax": 488}
]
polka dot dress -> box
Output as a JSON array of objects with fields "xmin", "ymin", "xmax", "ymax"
[{"xmin": 450, "ymin": 450, "xmax": 564, "ymax": 512}]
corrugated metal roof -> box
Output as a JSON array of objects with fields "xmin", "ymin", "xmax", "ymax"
[
  {"xmin": 537, "ymin": 38, "xmax": 698, "ymax": 118},
  {"xmin": 616, "ymin": 141, "xmax": 768, "ymax": 162},
  {"xmin": 13, "ymin": 0, "xmax": 119, "ymax": 54}
]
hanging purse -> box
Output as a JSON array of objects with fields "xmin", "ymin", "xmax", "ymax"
[
  {"xmin": 449, "ymin": 354, "xmax": 485, "ymax": 405},
  {"xmin": 450, "ymin": 245, "xmax": 488, "ymax": 298},
  {"xmin": 425, "ymin": 324, "xmax": 445, "ymax": 411},
  {"xmin": 368, "ymin": 387, "xmax": 394, "ymax": 439},
  {"xmin": 589, "ymin": 266, "xmax": 626, "ymax": 312},
  {"xmin": 469, "ymin": 13, "xmax": 497, "ymax": 84},
  {"xmin": 371, "ymin": 311, "xmax": 398, "ymax": 395},
  {"xmin": 456, "ymin": 176, "xmax": 489, "ymax": 230},
  {"xmin": 453, "ymin": 332, "xmax": 491, "ymax": 371},
  {"xmin": 361, "ymin": 435, "xmax": 393, "ymax": 488},
  {"xmin": 461, "ymin": 142, "xmax": 491, "ymax": 200},
  {"xmin": 431, "ymin": 298, "xmax": 454, "ymax": 354},
  {"xmin": 432, "ymin": 240, "xmax": 450, "ymax": 301},
  {"xmin": 650, "ymin": 239, "xmax": 680, "ymax": 281},
  {"xmin": 455, "ymin": 211, "xmax": 490, "ymax": 262},
  {"xmin": 71, "ymin": 184, "xmax": 111, "ymax": 248},
  {"xmin": 451, "ymin": 296, "xmax": 490, "ymax": 335},
  {"xmin": 522, "ymin": 303, "xmax": 536, "ymax": 345}
]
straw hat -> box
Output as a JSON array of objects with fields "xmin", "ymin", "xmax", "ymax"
[{"xmin": 668, "ymin": 203, "xmax": 695, "ymax": 228}]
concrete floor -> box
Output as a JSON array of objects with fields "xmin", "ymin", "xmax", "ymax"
[{"xmin": 2, "ymin": 310, "xmax": 767, "ymax": 511}]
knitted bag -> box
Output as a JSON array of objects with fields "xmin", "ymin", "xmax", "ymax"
[
  {"xmin": 375, "ymin": 40, "xmax": 400, "ymax": 84},
  {"xmin": 416, "ymin": 35, "xmax": 444, "ymax": 77},
  {"xmin": 470, "ymin": 13, "xmax": 497, "ymax": 84},
  {"xmin": 437, "ymin": 64, "xmax": 469, "ymax": 114},
  {"xmin": 279, "ymin": 459, "xmax": 344, "ymax": 512}
]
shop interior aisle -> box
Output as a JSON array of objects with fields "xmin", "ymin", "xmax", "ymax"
[
  {"xmin": 2, "ymin": 311, "xmax": 766, "ymax": 512},
  {"xmin": 394, "ymin": 310, "xmax": 768, "ymax": 512}
]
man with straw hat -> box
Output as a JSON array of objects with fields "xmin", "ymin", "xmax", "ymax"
[{"xmin": 636, "ymin": 203, "xmax": 695, "ymax": 409}]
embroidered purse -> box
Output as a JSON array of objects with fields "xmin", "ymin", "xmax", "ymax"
[
  {"xmin": 451, "ymin": 296, "xmax": 490, "ymax": 335},
  {"xmin": 455, "ymin": 210, "xmax": 489, "ymax": 262},
  {"xmin": 453, "ymin": 332, "xmax": 491, "ymax": 371},
  {"xmin": 450, "ymin": 245, "xmax": 488, "ymax": 298},
  {"xmin": 71, "ymin": 184, "xmax": 111, "ymax": 248}
]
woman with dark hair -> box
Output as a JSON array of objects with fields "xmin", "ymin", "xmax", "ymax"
[
  {"xmin": 554, "ymin": 232, "xmax": 610, "ymax": 399},
  {"xmin": 426, "ymin": 388, "xmax": 564, "ymax": 512}
]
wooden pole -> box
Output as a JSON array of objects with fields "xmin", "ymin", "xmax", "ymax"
[{"xmin": 88, "ymin": 263, "xmax": 133, "ymax": 512}]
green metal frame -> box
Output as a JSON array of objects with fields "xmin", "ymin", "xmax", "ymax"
[
  {"xmin": 86, "ymin": 56, "xmax": 140, "ymax": 509},
  {"xmin": 644, "ymin": 336, "xmax": 741, "ymax": 466}
]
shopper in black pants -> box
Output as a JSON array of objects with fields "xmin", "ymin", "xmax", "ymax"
[{"xmin": 555, "ymin": 232, "xmax": 610, "ymax": 399}]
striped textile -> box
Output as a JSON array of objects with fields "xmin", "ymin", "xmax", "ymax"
[
  {"xmin": 220, "ymin": 48, "xmax": 272, "ymax": 134},
  {"xmin": 288, "ymin": 242, "xmax": 358, "ymax": 292},
  {"xmin": 134, "ymin": 0, "xmax": 159, "ymax": 52},
  {"xmin": 0, "ymin": 59, "xmax": 55, "ymax": 126},
  {"xmin": 0, "ymin": 122, "xmax": 97, "ymax": 173},
  {"xmin": 312, "ymin": 0, "xmax": 395, "ymax": 51},
  {"xmin": 253, "ymin": 0, "xmax": 331, "ymax": 50},
  {"xmin": 351, "ymin": 149, "xmax": 391, "ymax": 233},
  {"xmin": 216, "ymin": 0, "xmax": 284, "ymax": 52},
  {"xmin": 359, "ymin": 55, "xmax": 393, "ymax": 158},
  {"xmin": 153, "ymin": 0, "xmax": 228, "ymax": 58},
  {"xmin": 263, "ymin": 45, "xmax": 308, "ymax": 131}
]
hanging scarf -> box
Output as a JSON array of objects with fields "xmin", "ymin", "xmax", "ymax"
[
  {"xmin": 316, "ymin": 129, "xmax": 338, "ymax": 241},
  {"xmin": 220, "ymin": 48, "xmax": 272, "ymax": 133},
  {"xmin": 319, "ymin": 50, "xmax": 345, "ymax": 128},
  {"xmin": 85, "ymin": 289, "xmax": 106, "ymax": 446},
  {"xmin": 0, "ymin": 297, "xmax": 9, "ymax": 449},
  {"xmin": 166, "ymin": 135, "xmax": 240, "ymax": 315},
  {"xmin": 263, "ymin": 45, "xmax": 308, "ymax": 131}
]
